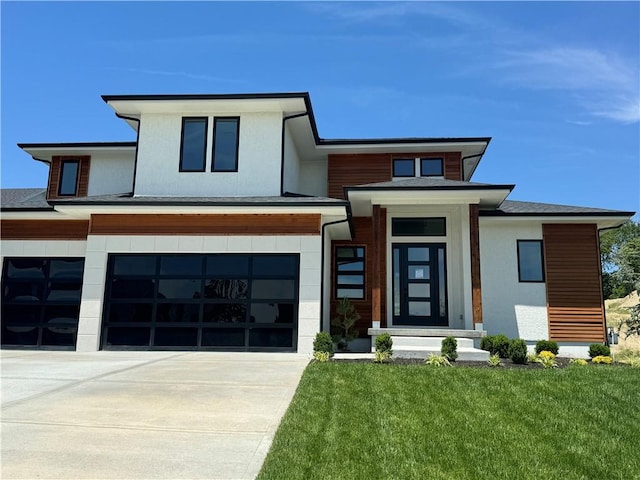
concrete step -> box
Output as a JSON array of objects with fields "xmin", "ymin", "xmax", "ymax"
[
  {"xmin": 393, "ymin": 346, "xmax": 490, "ymax": 362},
  {"xmin": 391, "ymin": 336, "xmax": 474, "ymax": 349},
  {"xmin": 368, "ymin": 328, "xmax": 486, "ymax": 339}
]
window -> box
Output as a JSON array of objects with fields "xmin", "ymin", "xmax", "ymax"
[
  {"xmin": 392, "ymin": 218, "xmax": 446, "ymax": 237},
  {"xmin": 335, "ymin": 247, "xmax": 365, "ymax": 299},
  {"xmin": 420, "ymin": 158, "xmax": 444, "ymax": 177},
  {"xmin": 58, "ymin": 160, "xmax": 79, "ymax": 196},
  {"xmin": 179, "ymin": 117, "xmax": 208, "ymax": 172},
  {"xmin": 393, "ymin": 158, "xmax": 415, "ymax": 177},
  {"xmin": 212, "ymin": 117, "xmax": 240, "ymax": 172},
  {"xmin": 517, "ymin": 240, "xmax": 545, "ymax": 282}
]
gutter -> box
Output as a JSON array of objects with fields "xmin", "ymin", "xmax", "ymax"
[
  {"xmin": 280, "ymin": 112, "xmax": 309, "ymax": 196},
  {"xmin": 465, "ymin": 139, "xmax": 492, "ymax": 180},
  {"xmin": 114, "ymin": 113, "xmax": 141, "ymax": 194}
]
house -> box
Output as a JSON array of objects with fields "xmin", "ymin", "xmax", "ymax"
[{"xmin": 1, "ymin": 92, "xmax": 634, "ymax": 357}]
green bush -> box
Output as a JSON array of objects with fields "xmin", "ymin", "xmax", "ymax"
[
  {"xmin": 487, "ymin": 354, "xmax": 502, "ymax": 367},
  {"xmin": 313, "ymin": 332, "xmax": 334, "ymax": 355},
  {"xmin": 492, "ymin": 334, "xmax": 511, "ymax": 358},
  {"xmin": 589, "ymin": 343, "xmax": 611, "ymax": 358},
  {"xmin": 509, "ymin": 339, "xmax": 528, "ymax": 364},
  {"xmin": 535, "ymin": 340, "xmax": 559, "ymax": 355},
  {"xmin": 480, "ymin": 335, "xmax": 493, "ymax": 352},
  {"xmin": 424, "ymin": 354, "xmax": 451, "ymax": 367},
  {"xmin": 441, "ymin": 336, "xmax": 458, "ymax": 362},
  {"xmin": 375, "ymin": 333, "xmax": 393, "ymax": 354}
]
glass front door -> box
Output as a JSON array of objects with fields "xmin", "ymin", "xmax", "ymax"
[{"xmin": 392, "ymin": 244, "xmax": 448, "ymax": 326}]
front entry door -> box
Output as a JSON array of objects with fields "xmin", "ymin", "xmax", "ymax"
[{"xmin": 393, "ymin": 243, "xmax": 448, "ymax": 326}]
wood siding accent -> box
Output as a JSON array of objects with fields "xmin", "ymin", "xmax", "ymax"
[
  {"xmin": 1, "ymin": 220, "xmax": 89, "ymax": 240},
  {"xmin": 47, "ymin": 156, "xmax": 91, "ymax": 200},
  {"xmin": 89, "ymin": 214, "xmax": 321, "ymax": 235},
  {"xmin": 327, "ymin": 152, "xmax": 464, "ymax": 199},
  {"xmin": 330, "ymin": 212, "xmax": 387, "ymax": 333},
  {"xmin": 469, "ymin": 204, "xmax": 483, "ymax": 325},
  {"xmin": 371, "ymin": 205, "xmax": 382, "ymax": 325},
  {"xmin": 543, "ymin": 224, "xmax": 606, "ymax": 342}
]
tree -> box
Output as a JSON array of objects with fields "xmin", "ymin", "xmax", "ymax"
[
  {"xmin": 600, "ymin": 220, "xmax": 640, "ymax": 298},
  {"xmin": 331, "ymin": 297, "xmax": 360, "ymax": 351}
]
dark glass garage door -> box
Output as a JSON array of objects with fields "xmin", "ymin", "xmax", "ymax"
[
  {"xmin": 1, "ymin": 258, "xmax": 85, "ymax": 349},
  {"xmin": 102, "ymin": 254, "xmax": 299, "ymax": 351}
]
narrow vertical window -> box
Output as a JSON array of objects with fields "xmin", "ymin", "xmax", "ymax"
[
  {"xmin": 517, "ymin": 240, "xmax": 545, "ymax": 282},
  {"xmin": 58, "ymin": 160, "xmax": 79, "ymax": 196},
  {"xmin": 212, "ymin": 117, "xmax": 240, "ymax": 172},
  {"xmin": 335, "ymin": 247, "xmax": 365, "ymax": 299},
  {"xmin": 179, "ymin": 117, "xmax": 208, "ymax": 172}
]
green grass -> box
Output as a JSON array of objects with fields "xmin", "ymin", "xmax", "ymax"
[{"xmin": 258, "ymin": 363, "xmax": 640, "ymax": 480}]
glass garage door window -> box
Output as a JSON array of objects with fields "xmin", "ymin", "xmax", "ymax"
[
  {"xmin": 1, "ymin": 257, "xmax": 85, "ymax": 349},
  {"xmin": 101, "ymin": 254, "xmax": 300, "ymax": 351}
]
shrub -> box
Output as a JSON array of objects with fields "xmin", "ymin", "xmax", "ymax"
[
  {"xmin": 592, "ymin": 355, "xmax": 613, "ymax": 364},
  {"xmin": 331, "ymin": 297, "xmax": 360, "ymax": 352},
  {"xmin": 535, "ymin": 350, "xmax": 558, "ymax": 369},
  {"xmin": 527, "ymin": 352, "xmax": 539, "ymax": 363},
  {"xmin": 487, "ymin": 354, "xmax": 502, "ymax": 367},
  {"xmin": 480, "ymin": 335, "xmax": 493, "ymax": 352},
  {"xmin": 535, "ymin": 340, "xmax": 559, "ymax": 355},
  {"xmin": 613, "ymin": 348, "xmax": 640, "ymax": 367},
  {"xmin": 424, "ymin": 354, "xmax": 451, "ymax": 367},
  {"xmin": 588, "ymin": 343, "xmax": 611, "ymax": 358},
  {"xmin": 313, "ymin": 351, "xmax": 331, "ymax": 362},
  {"xmin": 492, "ymin": 334, "xmax": 511, "ymax": 358},
  {"xmin": 374, "ymin": 350, "xmax": 392, "ymax": 364},
  {"xmin": 569, "ymin": 358, "xmax": 588, "ymax": 366},
  {"xmin": 375, "ymin": 333, "xmax": 393, "ymax": 355},
  {"xmin": 508, "ymin": 339, "xmax": 528, "ymax": 364},
  {"xmin": 441, "ymin": 336, "xmax": 458, "ymax": 362},
  {"xmin": 621, "ymin": 304, "xmax": 640, "ymax": 338},
  {"xmin": 313, "ymin": 332, "xmax": 334, "ymax": 355}
]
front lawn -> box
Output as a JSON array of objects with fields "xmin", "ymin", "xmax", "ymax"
[{"xmin": 258, "ymin": 363, "xmax": 640, "ymax": 480}]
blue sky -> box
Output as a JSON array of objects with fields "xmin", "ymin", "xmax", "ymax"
[{"xmin": 2, "ymin": 2, "xmax": 638, "ymax": 215}]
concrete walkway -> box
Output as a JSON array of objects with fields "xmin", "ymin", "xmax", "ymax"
[{"xmin": 1, "ymin": 350, "xmax": 309, "ymax": 479}]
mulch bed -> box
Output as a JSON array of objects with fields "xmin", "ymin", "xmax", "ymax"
[{"xmin": 334, "ymin": 357, "xmax": 626, "ymax": 369}]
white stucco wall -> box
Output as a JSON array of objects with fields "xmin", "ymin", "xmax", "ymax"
[
  {"xmin": 76, "ymin": 234, "xmax": 322, "ymax": 354},
  {"xmin": 282, "ymin": 124, "xmax": 300, "ymax": 194},
  {"xmin": 298, "ymin": 159, "xmax": 328, "ymax": 197},
  {"xmin": 135, "ymin": 112, "xmax": 283, "ymax": 197},
  {"xmin": 87, "ymin": 151, "xmax": 135, "ymax": 196},
  {"xmin": 0, "ymin": 240, "xmax": 87, "ymax": 262},
  {"xmin": 480, "ymin": 220, "xmax": 548, "ymax": 341}
]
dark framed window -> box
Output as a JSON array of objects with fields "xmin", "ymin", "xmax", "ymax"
[
  {"xmin": 420, "ymin": 158, "xmax": 444, "ymax": 177},
  {"xmin": 58, "ymin": 160, "xmax": 80, "ymax": 196},
  {"xmin": 335, "ymin": 247, "xmax": 365, "ymax": 299},
  {"xmin": 393, "ymin": 158, "xmax": 415, "ymax": 177},
  {"xmin": 392, "ymin": 218, "xmax": 446, "ymax": 237},
  {"xmin": 212, "ymin": 117, "xmax": 240, "ymax": 172},
  {"xmin": 517, "ymin": 240, "xmax": 545, "ymax": 282},
  {"xmin": 179, "ymin": 117, "xmax": 208, "ymax": 172},
  {"xmin": 1, "ymin": 257, "xmax": 85, "ymax": 349}
]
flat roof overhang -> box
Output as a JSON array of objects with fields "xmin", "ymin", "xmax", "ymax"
[
  {"xmin": 17, "ymin": 142, "xmax": 136, "ymax": 163},
  {"xmin": 345, "ymin": 185, "xmax": 513, "ymax": 216},
  {"xmin": 479, "ymin": 213, "xmax": 634, "ymax": 230}
]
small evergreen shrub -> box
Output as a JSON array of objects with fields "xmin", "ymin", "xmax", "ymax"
[
  {"xmin": 588, "ymin": 343, "xmax": 611, "ymax": 358},
  {"xmin": 313, "ymin": 351, "xmax": 331, "ymax": 362},
  {"xmin": 492, "ymin": 334, "xmax": 511, "ymax": 358},
  {"xmin": 592, "ymin": 355, "xmax": 613, "ymax": 364},
  {"xmin": 487, "ymin": 354, "xmax": 502, "ymax": 367},
  {"xmin": 313, "ymin": 332, "xmax": 334, "ymax": 355},
  {"xmin": 375, "ymin": 333, "xmax": 393, "ymax": 355},
  {"xmin": 508, "ymin": 339, "xmax": 528, "ymax": 364},
  {"xmin": 535, "ymin": 340, "xmax": 559, "ymax": 355},
  {"xmin": 424, "ymin": 354, "xmax": 451, "ymax": 367},
  {"xmin": 441, "ymin": 336, "xmax": 458, "ymax": 362},
  {"xmin": 480, "ymin": 335, "xmax": 493, "ymax": 353}
]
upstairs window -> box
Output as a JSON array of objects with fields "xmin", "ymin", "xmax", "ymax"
[
  {"xmin": 212, "ymin": 117, "xmax": 240, "ymax": 172},
  {"xmin": 517, "ymin": 240, "xmax": 545, "ymax": 282},
  {"xmin": 335, "ymin": 247, "xmax": 365, "ymax": 299},
  {"xmin": 179, "ymin": 117, "xmax": 208, "ymax": 172},
  {"xmin": 393, "ymin": 158, "xmax": 415, "ymax": 177},
  {"xmin": 58, "ymin": 160, "xmax": 79, "ymax": 196},
  {"xmin": 420, "ymin": 158, "xmax": 444, "ymax": 177}
]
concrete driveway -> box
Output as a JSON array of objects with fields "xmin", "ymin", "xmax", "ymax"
[{"xmin": 1, "ymin": 350, "xmax": 309, "ymax": 479}]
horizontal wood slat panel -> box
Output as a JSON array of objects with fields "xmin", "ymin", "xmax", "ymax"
[
  {"xmin": 89, "ymin": 214, "xmax": 321, "ymax": 235},
  {"xmin": 1, "ymin": 220, "xmax": 89, "ymax": 240},
  {"xmin": 543, "ymin": 223, "xmax": 605, "ymax": 342},
  {"xmin": 47, "ymin": 156, "xmax": 90, "ymax": 200},
  {"xmin": 444, "ymin": 152, "xmax": 462, "ymax": 181}
]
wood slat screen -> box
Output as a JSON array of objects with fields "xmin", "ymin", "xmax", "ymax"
[
  {"xmin": 1, "ymin": 220, "xmax": 89, "ymax": 240},
  {"xmin": 89, "ymin": 214, "xmax": 321, "ymax": 235},
  {"xmin": 543, "ymin": 223, "xmax": 606, "ymax": 342},
  {"xmin": 469, "ymin": 204, "xmax": 482, "ymax": 325}
]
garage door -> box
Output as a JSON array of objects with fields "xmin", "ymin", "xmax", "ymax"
[
  {"xmin": 1, "ymin": 258, "xmax": 84, "ymax": 349},
  {"xmin": 102, "ymin": 254, "xmax": 299, "ymax": 351}
]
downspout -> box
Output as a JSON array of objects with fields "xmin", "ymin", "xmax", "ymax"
[
  {"xmin": 280, "ymin": 112, "xmax": 309, "ymax": 196},
  {"xmin": 319, "ymin": 216, "xmax": 351, "ymax": 333},
  {"xmin": 114, "ymin": 113, "xmax": 141, "ymax": 195}
]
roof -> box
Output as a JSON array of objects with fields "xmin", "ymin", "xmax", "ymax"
[
  {"xmin": 17, "ymin": 142, "xmax": 136, "ymax": 149},
  {"xmin": 483, "ymin": 200, "xmax": 635, "ymax": 217},
  {"xmin": 345, "ymin": 177, "xmax": 515, "ymax": 192},
  {"xmin": 1, "ymin": 188, "xmax": 51, "ymax": 210}
]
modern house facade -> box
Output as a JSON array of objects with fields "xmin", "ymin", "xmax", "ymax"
[{"xmin": 1, "ymin": 92, "xmax": 633, "ymax": 356}]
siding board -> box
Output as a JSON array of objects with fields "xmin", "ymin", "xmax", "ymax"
[
  {"xmin": 543, "ymin": 223, "xmax": 605, "ymax": 342},
  {"xmin": 47, "ymin": 156, "xmax": 90, "ymax": 200},
  {"xmin": 1, "ymin": 220, "xmax": 89, "ymax": 240}
]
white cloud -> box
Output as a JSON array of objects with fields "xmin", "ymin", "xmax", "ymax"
[{"xmin": 103, "ymin": 67, "xmax": 247, "ymax": 84}]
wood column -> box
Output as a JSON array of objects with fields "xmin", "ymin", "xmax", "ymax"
[
  {"xmin": 469, "ymin": 204, "xmax": 483, "ymax": 325},
  {"xmin": 371, "ymin": 205, "xmax": 382, "ymax": 326}
]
